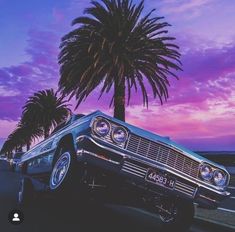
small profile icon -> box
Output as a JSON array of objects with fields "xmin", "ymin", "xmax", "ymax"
[
  {"xmin": 12, "ymin": 213, "xmax": 20, "ymax": 221},
  {"xmin": 8, "ymin": 209, "xmax": 24, "ymax": 225}
]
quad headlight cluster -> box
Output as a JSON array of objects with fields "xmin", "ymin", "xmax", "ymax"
[
  {"xmin": 92, "ymin": 118, "xmax": 128, "ymax": 145},
  {"xmin": 199, "ymin": 163, "xmax": 227, "ymax": 187},
  {"xmin": 93, "ymin": 118, "xmax": 111, "ymax": 137}
]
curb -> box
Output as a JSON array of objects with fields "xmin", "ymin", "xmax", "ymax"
[{"xmin": 195, "ymin": 216, "xmax": 235, "ymax": 231}]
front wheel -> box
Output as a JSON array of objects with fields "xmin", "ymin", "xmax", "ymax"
[
  {"xmin": 49, "ymin": 151, "xmax": 72, "ymax": 191},
  {"xmin": 49, "ymin": 147, "xmax": 87, "ymax": 201},
  {"xmin": 157, "ymin": 199, "xmax": 194, "ymax": 232}
]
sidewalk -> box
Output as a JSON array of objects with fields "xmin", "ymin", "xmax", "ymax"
[{"xmin": 195, "ymin": 207, "xmax": 235, "ymax": 230}]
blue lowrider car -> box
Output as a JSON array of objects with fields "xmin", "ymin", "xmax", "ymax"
[{"xmin": 17, "ymin": 111, "xmax": 230, "ymax": 231}]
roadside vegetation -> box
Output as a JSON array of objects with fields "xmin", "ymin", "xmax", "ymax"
[{"xmin": 0, "ymin": 89, "xmax": 70, "ymax": 156}]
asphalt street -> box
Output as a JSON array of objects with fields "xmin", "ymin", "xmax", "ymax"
[{"xmin": 0, "ymin": 160, "xmax": 234, "ymax": 232}]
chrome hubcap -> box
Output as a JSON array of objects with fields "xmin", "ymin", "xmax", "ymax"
[{"xmin": 50, "ymin": 152, "xmax": 71, "ymax": 189}]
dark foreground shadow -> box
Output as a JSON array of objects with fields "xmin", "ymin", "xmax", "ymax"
[
  {"xmin": 0, "ymin": 164, "xmax": 234, "ymax": 232},
  {"xmin": 3, "ymin": 199, "xmax": 162, "ymax": 232}
]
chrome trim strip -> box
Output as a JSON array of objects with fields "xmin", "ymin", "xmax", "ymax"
[
  {"xmin": 121, "ymin": 169, "xmax": 145, "ymax": 178},
  {"xmin": 77, "ymin": 149, "xmax": 120, "ymax": 165},
  {"xmin": 198, "ymin": 194, "xmax": 218, "ymax": 202},
  {"xmin": 175, "ymin": 188, "xmax": 194, "ymax": 196},
  {"xmin": 175, "ymin": 186, "xmax": 194, "ymax": 194},
  {"xmin": 122, "ymin": 166, "xmax": 146, "ymax": 175},
  {"xmin": 76, "ymin": 135, "xmax": 128, "ymax": 158},
  {"xmin": 175, "ymin": 182, "xmax": 195, "ymax": 190},
  {"xmin": 175, "ymin": 188, "xmax": 195, "ymax": 195},
  {"xmin": 175, "ymin": 189, "xmax": 194, "ymax": 195},
  {"xmin": 76, "ymin": 135, "xmax": 230, "ymax": 196},
  {"xmin": 123, "ymin": 162, "xmax": 147, "ymax": 172}
]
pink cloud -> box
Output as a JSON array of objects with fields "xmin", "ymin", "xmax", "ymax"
[
  {"xmin": 161, "ymin": 0, "xmax": 211, "ymax": 14},
  {"xmin": 0, "ymin": 17, "xmax": 235, "ymax": 151}
]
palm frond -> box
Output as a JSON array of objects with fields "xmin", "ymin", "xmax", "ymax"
[{"xmin": 58, "ymin": 0, "xmax": 182, "ymax": 109}]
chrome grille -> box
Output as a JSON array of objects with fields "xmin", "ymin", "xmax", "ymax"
[
  {"xmin": 126, "ymin": 134, "xmax": 199, "ymax": 178},
  {"xmin": 122, "ymin": 161, "xmax": 147, "ymax": 178},
  {"xmin": 174, "ymin": 181, "xmax": 197, "ymax": 197}
]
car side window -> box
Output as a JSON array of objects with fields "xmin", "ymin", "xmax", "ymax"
[{"xmin": 51, "ymin": 121, "xmax": 67, "ymax": 134}]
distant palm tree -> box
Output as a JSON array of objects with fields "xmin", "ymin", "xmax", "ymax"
[
  {"xmin": 0, "ymin": 89, "xmax": 70, "ymax": 155},
  {"xmin": 0, "ymin": 137, "xmax": 15, "ymax": 156},
  {"xmin": 0, "ymin": 123, "xmax": 43, "ymax": 156},
  {"xmin": 14, "ymin": 123, "xmax": 44, "ymax": 151},
  {"xmin": 58, "ymin": 0, "xmax": 181, "ymax": 121},
  {"xmin": 21, "ymin": 89, "xmax": 71, "ymax": 139},
  {"xmin": 0, "ymin": 127, "xmax": 24, "ymax": 156}
]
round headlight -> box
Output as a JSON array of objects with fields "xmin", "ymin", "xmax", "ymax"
[
  {"xmin": 213, "ymin": 170, "xmax": 227, "ymax": 187},
  {"xmin": 93, "ymin": 119, "xmax": 110, "ymax": 137},
  {"xmin": 200, "ymin": 164, "xmax": 213, "ymax": 181},
  {"xmin": 112, "ymin": 127, "xmax": 128, "ymax": 144}
]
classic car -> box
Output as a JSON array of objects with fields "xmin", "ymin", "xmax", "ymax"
[{"xmin": 17, "ymin": 111, "xmax": 230, "ymax": 231}]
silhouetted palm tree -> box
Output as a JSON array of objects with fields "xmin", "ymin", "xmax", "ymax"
[
  {"xmin": 0, "ymin": 128, "xmax": 23, "ymax": 156},
  {"xmin": 58, "ymin": 0, "xmax": 181, "ymax": 121},
  {"xmin": 0, "ymin": 138, "xmax": 15, "ymax": 156},
  {"xmin": 0, "ymin": 89, "xmax": 70, "ymax": 155},
  {"xmin": 21, "ymin": 89, "xmax": 71, "ymax": 139},
  {"xmin": 0, "ymin": 123, "xmax": 43, "ymax": 155},
  {"xmin": 15, "ymin": 123, "xmax": 44, "ymax": 151}
]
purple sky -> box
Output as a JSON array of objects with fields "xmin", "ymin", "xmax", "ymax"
[{"xmin": 0, "ymin": 0, "xmax": 235, "ymax": 151}]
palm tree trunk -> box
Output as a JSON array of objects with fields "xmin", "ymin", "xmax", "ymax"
[{"xmin": 114, "ymin": 78, "xmax": 125, "ymax": 121}]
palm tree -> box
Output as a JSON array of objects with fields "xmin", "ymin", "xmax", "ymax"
[
  {"xmin": 13, "ymin": 123, "xmax": 44, "ymax": 151},
  {"xmin": 0, "ymin": 123, "xmax": 43, "ymax": 156},
  {"xmin": 21, "ymin": 89, "xmax": 71, "ymax": 139},
  {"xmin": 58, "ymin": 0, "xmax": 181, "ymax": 121},
  {"xmin": 0, "ymin": 89, "xmax": 70, "ymax": 155},
  {"xmin": 0, "ymin": 128, "xmax": 23, "ymax": 156},
  {"xmin": 0, "ymin": 138, "xmax": 15, "ymax": 156}
]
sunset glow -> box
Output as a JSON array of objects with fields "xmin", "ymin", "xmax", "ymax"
[{"xmin": 0, "ymin": 0, "xmax": 235, "ymax": 151}]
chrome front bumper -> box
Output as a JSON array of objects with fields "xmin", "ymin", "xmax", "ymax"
[{"xmin": 76, "ymin": 135, "xmax": 230, "ymax": 208}]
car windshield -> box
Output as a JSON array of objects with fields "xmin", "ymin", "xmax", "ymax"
[
  {"xmin": 51, "ymin": 121, "xmax": 68, "ymax": 134},
  {"xmin": 73, "ymin": 114, "xmax": 85, "ymax": 121}
]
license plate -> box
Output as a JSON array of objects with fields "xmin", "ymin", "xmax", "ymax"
[{"xmin": 146, "ymin": 169, "xmax": 175, "ymax": 189}]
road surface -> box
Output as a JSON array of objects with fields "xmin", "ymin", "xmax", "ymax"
[{"xmin": 0, "ymin": 161, "xmax": 234, "ymax": 232}]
